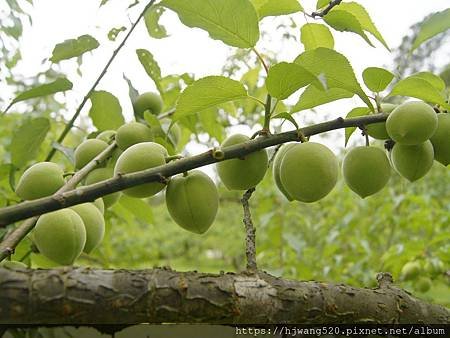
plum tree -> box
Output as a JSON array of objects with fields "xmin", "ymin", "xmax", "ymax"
[
  {"xmin": 15, "ymin": 162, "xmax": 65, "ymax": 200},
  {"xmin": 133, "ymin": 92, "xmax": 163, "ymax": 119},
  {"xmin": 114, "ymin": 142, "xmax": 168, "ymax": 198},
  {"xmin": 366, "ymin": 103, "xmax": 396, "ymax": 140},
  {"xmin": 85, "ymin": 168, "xmax": 121, "ymax": 208},
  {"xmin": 115, "ymin": 122, "xmax": 153, "ymax": 151},
  {"xmin": 386, "ymin": 101, "xmax": 437, "ymax": 145},
  {"xmin": 70, "ymin": 203, "xmax": 105, "ymax": 253},
  {"xmin": 216, "ymin": 134, "xmax": 268, "ymax": 190},
  {"xmin": 96, "ymin": 130, "xmax": 116, "ymax": 143},
  {"xmin": 33, "ymin": 209, "xmax": 86, "ymax": 265},
  {"xmin": 272, "ymin": 143, "xmax": 295, "ymax": 201},
  {"xmin": 279, "ymin": 142, "xmax": 338, "ymax": 203},
  {"xmin": 391, "ymin": 141, "xmax": 434, "ymax": 182},
  {"xmin": 165, "ymin": 171, "xmax": 219, "ymax": 234},
  {"xmin": 401, "ymin": 261, "xmax": 422, "ymax": 280},
  {"xmin": 342, "ymin": 146, "xmax": 391, "ymax": 198},
  {"xmin": 74, "ymin": 139, "xmax": 109, "ymax": 169},
  {"xmin": 430, "ymin": 113, "xmax": 450, "ymax": 166}
]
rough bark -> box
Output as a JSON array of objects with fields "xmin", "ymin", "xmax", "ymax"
[{"xmin": 0, "ymin": 268, "xmax": 448, "ymax": 325}]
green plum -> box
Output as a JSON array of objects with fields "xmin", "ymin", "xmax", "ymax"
[
  {"xmin": 166, "ymin": 170, "xmax": 219, "ymax": 234},
  {"xmin": 74, "ymin": 139, "xmax": 109, "ymax": 169},
  {"xmin": 70, "ymin": 203, "xmax": 105, "ymax": 253},
  {"xmin": 272, "ymin": 144, "xmax": 296, "ymax": 201},
  {"xmin": 430, "ymin": 113, "xmax": 450, "ymax": 166},
  {"xmin": 391, "ymin": 141, "xmax": 434, "ymax": 182},
  {"xmin": 15, "ymin": 162, "xmax": 65, "ymax": 200},
  {"xmin": 216, "ymin": 134, "xmax": 268, "ymax": 190},
  {"xmin": 133, "ymin": 92, "xmax": 163, "ymax": 120},
  {"xmin": 85, "ymin": 168, "xmax": 121, "ymax": 208},
  {"xmin": 116, "ymin": 122, "xmax": 153, "ymax": 151},
  {"xmin": 366, "ymin": 103, "xmax": 396, "ymax": 140}
]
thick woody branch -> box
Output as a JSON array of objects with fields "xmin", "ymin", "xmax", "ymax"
[
  {"xmin": 0, "ymin": 113, "xmax": 388, "ymax": 227},
  {"xmin": 0, "ymin": 268, "xmax": 448, "ymax": 324},
  {"xmin": 0, "ymin": 143, "xmax": 117, "ymax": 261}
]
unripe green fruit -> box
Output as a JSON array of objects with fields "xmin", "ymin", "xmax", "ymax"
[
  {"xmin": 430, "ymin": 113, "xmax": 450, "ymax": 166},
  {"xmin": 415, "ymin": 277, "xmax": 432, "ymax": 293},
  {"xmin": 391, "ymin": 141, "xmax": 434, "ymax": 182},
  {"xmin": 216, "ymin": 134, "xmax": 268, "ymax": 190},
  {"xmin": 85, "ymin": 168, "xmax": 121, "ymax": 208},
  {"xmin": 106, "ymin": 148, "xmax": 123, "ymax": 168},
  {"xmin": 116, "ymin": 122, "xmax": 153, "ymax": 151},
  {"xmin": 33, "ymin": 209, "xmax": 86, "ymax": 265},
  {"xmin": 74, "ymin": 139, "xmax": 109, "ymax": 169},
  {"xmin": 133, "ymin": 92, "xmax": 163, "ymax": 119},
  {"xmin": 166, "ymin": 171, "xmax": 219, "ymax": 234},
  {"xmin": 424, "ymin": 260, "xmax": 445, "ymax": 276},
  {"xmin": 70, "ymin": 203, "xmax": 105, "ymax": 253},
  {"xmin": 342, "ymin": 146, "xmax": 391, "ymax": 198},
  {"xmin": 280, "ymin": 142, "xmax": 338, "ymax": 203},
  {"xmin": 366, "ymin": 103, "xmax": 396, "ymax": 140},
  {"xmin": 16, "ymin": 162, "xmax": 65, "ymax": 200},
  {"xmin": 386, "ymin": 101, "xmax": 437, "ymax": 145},
  {"xmin": 152, "ymin": 119, "xmax": 182, "ymax": 147},
  {"xmin": 96, "ymin": 130, "xmax": 116, "ymax": 143},
  {"xmin": 94, "ymin": 198, "xmax": 105, "ymax": 214},
  {"xmin": 0, "ymin": 260, "xmax": 27, "ymax": 269},
  {"xmin": 114, "ymin": 142, "xmax": 168, "ymax": 198},
  {"xmin": 401, "ymin": 261, "xmax": 421, "ymax": 280},
  {"xmin": 272, "ymin": 144, "xmax": 296, "ymax": 201}
]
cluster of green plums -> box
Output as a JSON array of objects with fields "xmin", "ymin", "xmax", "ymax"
[
  {"xmin": 400, "ymin": 259, "xmax": 445, "ymax": 293},
  {"xmin": 10, "ymin": 96, "xmax": 449, "ymax": 266},
  {"xmin": 272, "ymin": 101, "xmax": 449, "ymax": 201}
]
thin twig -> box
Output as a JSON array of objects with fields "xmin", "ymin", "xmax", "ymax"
[
  {"xmin": 252, "ymin": 48, "xmax": 269, "ymax": 74},
  {"xmin": 311, "ymin": 0, "xmax": 342, "ymax": 18},
  {"xmin": 0, "ymin": 143, "xmax": 117, "ymax": 262},
  {"xmin": 45, "ymin": 0, "xmax": 157, "ymax": 161},
  {"xmin": 241, "ymin": 188, "xmax": 257, "ymax": 272}
]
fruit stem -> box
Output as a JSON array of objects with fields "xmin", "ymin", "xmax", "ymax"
[{"xmin": 240, "ymin": 188, "xmax": 258, "ymax": 272}]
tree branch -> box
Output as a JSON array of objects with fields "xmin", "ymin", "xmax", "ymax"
[
  {"xmin": 45, "ymin": 0, "xmax": 157, "ymax": 161},
  {"xmin": 0, "ymin": 143, "xmax": 118, "ymax": 262},
  {"xmin": 0, "ymin": 268, "xmax": 447, "ymax": 324},
  {"xmin": 0, "ymin": 113, "xmax": 389, "ymax": 227},
  {"xmin": 241, "ymin": 188, "xmax": 257, "ymax": 272},
  {"xmin": 311, "ymin": 0, "xmax": 342, "ymax": 18}
]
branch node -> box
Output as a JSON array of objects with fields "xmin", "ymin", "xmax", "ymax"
[
  {"xmin": 211, "ymin": 148, "xmax": 225, "ymax": 160},
  {"xmin": 376, "ymin": 272, "xmax": 394, "ymax": 288}
]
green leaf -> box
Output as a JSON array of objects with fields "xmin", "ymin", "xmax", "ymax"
[
  {"xmin": 387, "ymin": 76, "xmax": 450, "ymax": 110},
  {"xmin": 49, "ymin": 34, "xmax": 99, "ymax": 63},
  {"xmin": 323, "ymin": 10, "xmax": 373, "ymax": 47},
  {"xmin": 294, "ymin": 47, "xmax": 372, "ymax": 109},
  {"xmin": 409, "ymin": 72, "xmax": 446, "ymax": 92},
  {"xmin": 123, "ymin": 74, "xmax": 139, "ymax": 106},
  {"xmin": 271, "ymin": 112, "xmax": 299, "ymax": 130},
  {"xmin": 266, "ymin": 62, "xmax": 321, "ymax": 100},
  {"xmin": 3, "ymin": 78, "xmax": 73, "ymax": 114},
  {"xmin": 88, "ymin": 91, "xmax": 125, "ymax": 131},
  {"xmin": 411, "ymin": 9, "xmax": 450, "ymax": 52},
  {"xmin": 174, "ymin": 76, "xmax": 248, "ymax": 119},
  {"xmin": 335, "ymin": 2, "xmax": 389, "ymax": 50},
  {"xmin": 107, "ymin": 26, "xmax": 126, "ymax": 41},
  {"xmin": 144, "ymin": 5, "xmax": 169, "ymax": 39},
  {"xmin": 344, "ymin": 107, "xmax": 370, "ymax": 146},
  {"xmin": 160, "ymin": 0, "xmax": 259, "ymax": 48},
  {"xmin": 362, "ymin": 67, "xmax": 395, "ymax": 92},
  {"xmin": 11, "ymin": 117, "xmax": 50, "ymax": 168},
  {"xmin": 291, "ymin": 85, "xmax": 353, "ymax": 112},
  {"xmin": 136, "ymin": 49, "xmax": 163, "ymax": 95},
  {"xmin": 316, "ymin": 0, "xmax": 329, "ymax": 10},
  {"xmin": 251, "ymin": 0, "xmax": 303, "ymax": 19},
  {"xmin": 119, "ymin": 195, "xmax": 153, "ymax": 224},
  {"xmin": 300, "ymin": 23, "xmax": 334, "ymax": 51}
]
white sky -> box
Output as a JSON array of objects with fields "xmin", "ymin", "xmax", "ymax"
[{"xmin": 3, "ymin": 0, "xmax": 450, "ymax": 154}]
